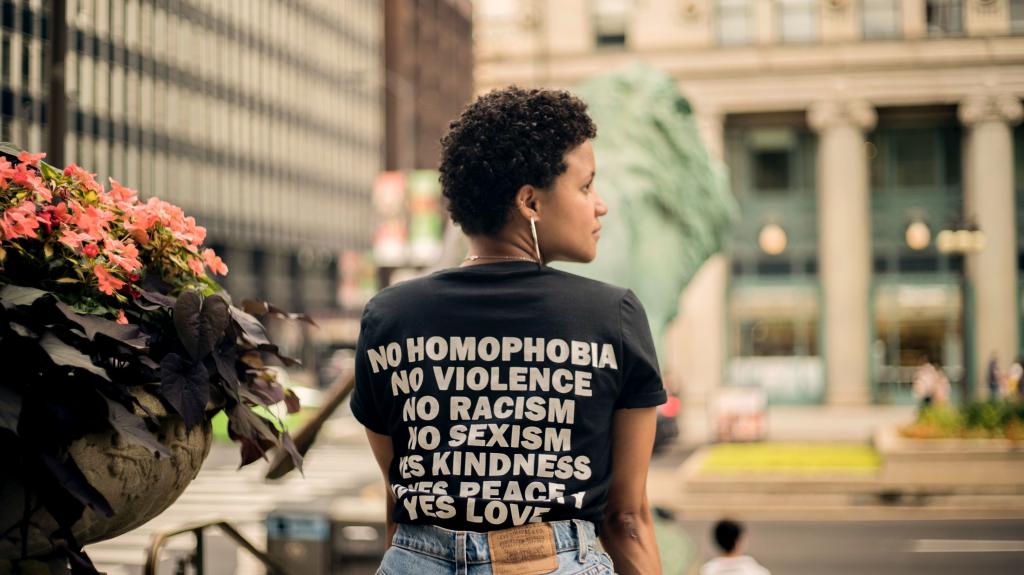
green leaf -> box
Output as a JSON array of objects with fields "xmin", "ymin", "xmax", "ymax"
[
  {"xmin": 39, "ymin": 161, "xmax": 61, "ymax": 180},
  {"xmin": 0, "ymin": 284, "xmax": 50, "ymax": 307},
  {"xmin": 39, "ymin": 332, "xmax": 111, "ymax": 381}
]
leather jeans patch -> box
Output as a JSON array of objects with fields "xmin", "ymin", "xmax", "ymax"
[{"xmin": 486, "ymin": 523, "xmax": 558, "ymax": 575}]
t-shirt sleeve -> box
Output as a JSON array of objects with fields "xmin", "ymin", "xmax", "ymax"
[
  {"xmin": 615, "ymin": 289, "xmax": 667, "ymax": 409},
  {"xmin": 350, "ymin": 305, "xmax": 390, "ymax": 435}
]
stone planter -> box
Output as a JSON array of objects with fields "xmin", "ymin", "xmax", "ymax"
[
  {"xmin": 874, "ymin": 426, "xmax": 1024, "ymax": 491},
  {"xmin": 0, "ymin": 388, "xmax": 213, "ymax": 560}
]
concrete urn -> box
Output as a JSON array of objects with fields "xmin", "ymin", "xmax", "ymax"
[{"xmin": 0, "ymin": 387, "xmax": 213, "ymax": 559}]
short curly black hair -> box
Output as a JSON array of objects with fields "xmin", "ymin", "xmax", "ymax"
[{"xmin": 439, "ymin": 86, "xmax": 597, "ymax": 236}]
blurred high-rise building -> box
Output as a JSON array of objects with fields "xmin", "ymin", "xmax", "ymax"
[
  {"xmin": 1, "ymin": 0, "xmax": 383, "ymax": 314},
  {"xmin": 384, "ymin": 0, "xmax": 474, "ymax": 171},
  {"xmin": 474, "ymin": 0, "xmax": 1024, "ymax": 415}
]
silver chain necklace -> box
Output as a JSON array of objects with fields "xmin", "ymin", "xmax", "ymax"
[{"xmin": 463, "ymin": 254, "xmax": 539, "ymax": 263}]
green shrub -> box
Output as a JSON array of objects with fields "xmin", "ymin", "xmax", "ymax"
[{"xmin": 907, "ymin": 399, "xmax": 1024, "ymax": 439}]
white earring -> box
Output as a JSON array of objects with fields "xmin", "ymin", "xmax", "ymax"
[{"xmin": 530, "ymin": 217, "xmax": 542, "ymax": 264}]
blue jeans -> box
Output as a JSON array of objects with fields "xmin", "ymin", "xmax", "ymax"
[{"xmin": 376, "ymin": 519, "xmax": 616, "ymax": 575}]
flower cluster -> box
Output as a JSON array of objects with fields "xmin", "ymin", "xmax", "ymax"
[
  {"xmin": 0, "ymin": 150, "xmax": 227, "ymax": 315},
  {"xmin": 0, "ymin": 145, "xmax": 305, "ymax": 573}
]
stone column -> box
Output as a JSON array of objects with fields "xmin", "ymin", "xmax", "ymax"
[
  {"xmin": 808, "ymin": 100, "xmax": 877, "ymax": 406},
  {"xmin": 959, "ymin": 94, "xmax": 1023, "ymax": 397}
]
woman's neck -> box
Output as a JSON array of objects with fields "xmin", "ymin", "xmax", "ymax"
[{"xmin": 463, "ymin": 233, "xmax": 540, "ymax": 267}]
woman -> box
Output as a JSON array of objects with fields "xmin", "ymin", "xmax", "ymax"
[{"xmin": 351, "ymin": 86, "xmax": 665, "ymax": 575}]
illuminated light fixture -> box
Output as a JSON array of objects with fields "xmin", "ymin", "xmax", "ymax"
[
  {"xmin": 758, "ymin": 224, "xmax": 787, "ymax": 255},
  {"xmin": 936, "ymin": 222, "xmax": 986, "ymax": 255},
  {"xmin": 905, "ymin": 221, "xmax": 931, "ymax": 251}
]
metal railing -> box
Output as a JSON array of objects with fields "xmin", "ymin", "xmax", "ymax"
[{"xmin": 145, "ymin": 520, "xmax": 290, "ymax": 575}]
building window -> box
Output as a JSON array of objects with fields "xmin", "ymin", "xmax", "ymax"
[
  {"xmin": 863, "ymin": 0, "xmax": 901, "ymax": 40},
  {"xmin": 593, "ymin": 0, "xmax": 629, "ymax": 48},
  {"xmin": 925, "ymin": 0, "xmax": 963, "ymax": 37},
  {"xmin": 778, "ymin": 0, "xmax": 817, "ymax": 43},
  {"xmin": 717, "ymin": 0, "xmax": 754, "ymax": 45},
  {"xmin": 1011, "ymin": 0, "xmax": 1024, "ymax": 34}
]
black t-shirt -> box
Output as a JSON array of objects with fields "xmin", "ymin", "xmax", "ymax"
[{"xmin": 350, "ymin": 261, "xmax": 666, "ymax": 532}]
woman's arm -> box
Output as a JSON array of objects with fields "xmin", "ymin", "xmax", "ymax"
[
  {"xmin": 365, "ymin": 428, "xmax": 397, "ymax": 549},
  {"xmin": 599, "ymin": 407, "xmax": 662, "ymax": 575}
]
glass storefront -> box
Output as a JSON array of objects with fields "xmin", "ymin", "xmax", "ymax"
[
  {"xmin": 868, "ymin": 110, "xmax": 964, "ymax": 404},
  {"xmin": 728, "ymin": 280, "xmax": 824, "ymax": 404},
  {"xmin": 724, "ymin": 116, "xmax": 823, "ymax": 405}
]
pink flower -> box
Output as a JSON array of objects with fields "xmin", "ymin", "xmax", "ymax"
[
  {"xmin": 0, "ymin": 157, "xmax": 14, "ymax": 184},
  {"xmin": 107, "ymin": 178, "xmax": 138, "ymax": 208},
  {"xmin": 202, "ymin": 248, "xmax": 229, "ymax": 275},
  {"xmin": 11, "ymin": 163, "xmax": 51, "ymax": 202},
  {"xmin": 116, "ymin": 310, "xmax": 128, "ymax": 325},
  {"xmin": 83, "ymin": 243, "xmax": 99, "ymax": 258},
  {"xmin": 58, "ymin": 229, "xmax": 92, "ymax": 251},
  {"xmin": 72, "ymin": 206, "xmax": 115, "ymax": 240},
  {"xmin": 17, "ymin": 151, "xmax": 46, "ymax": 166},
  {"xmin": 103, "ymin": 238, "xmax": 142, "ymax": 272},
  {"xmin": 63, "ymin": 163, "xmax": 103, "ymax": 194},
  {"xmin": 187, "ymin": 257, "xmax": 205, "ymax": 277},
  {"xmin": 1, "ymin": 201, "xmax": 40, "ymax": 240},
  {"xmin": 93, "ymin": 264, "xmax": 125, "ymax": 295}
]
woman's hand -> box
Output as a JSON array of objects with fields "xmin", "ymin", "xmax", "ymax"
[{"xmin": 599, "ymin": 407, "xmax": 662, "ymax": 575}]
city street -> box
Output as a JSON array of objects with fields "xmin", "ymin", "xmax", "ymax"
[{"xmin": 676, "ymin": 518, "xmax": 1024, "ymax": 575}]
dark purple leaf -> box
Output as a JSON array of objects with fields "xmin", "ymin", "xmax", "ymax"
[
  {"xmin": 255, "ymin": 343, "xmax": 302, "ymax": 367},
  {"xmin": 54, "ymin": 301, "xmax": 147, "ymax": 348},
  {"xmin": 280, "ymin": 430, "xmax": 304, "ymax": 475},
  {"xmin": 0, "ymin": 384, "xmax": 20, "ymax": 433},
  {"xmin": 0, "ymin": 284, "xmax": 50, "ymax": 307},
  {"xmin": 248, "ymin": 376, "xmax": 286, "ymax": 405},
  {"xmin": 9, "ymin": 321, "xmax": 35, "ymax": 338},
  {"xmin": 213, "ymin": 348, "xmax": 240, "ymax": 392},
  {"xmin": 228, "ymin": 403, "xmax": 279, "ymax": 443},
  {"xmin": 139, "ymin": 289, "xmax": 176, "ymax": 308},
  {"xmin": 173, "ymin": 290, "xmax": 203, "ymax": 360},
  {"xmin": 238, "ymin": 436, "xmax": 274, "ymax": 467},
  {"xmin": 241, "ymin": 299, "xmax": 269, "ymax": 316},
  {"xmin": 39, "ymin": 333, "xmax": 111, "ymax": 381},
  {"xmin": 284, "ymin": 388, "xmax": 301, "ymax": 414},
  {"xmin": 195, "ymin": 294, "xmax": 229, "ymax": 359},
  {"xmin": 64, "ymin": 543, "xmax": 101, "ymax": 575},
  {"xmin": 104, "ymin": 397, "xmax": 170, "ymax": 457},
  {"xmin": 38, "ymin": 452, "xmax": 114, "ymax": 517},
  {"xmin": 173, "ymin": 291, "xmax": 229, "ymax": 361},
  {"xmin": 267, "ymin": 303, "xmax": 319, "ymax": 327},
  {"xmin": 159, "ymin": 352, "xmax": 210, "ymax": 429},
  {"xmin": 229, "ymin": 306, "xmax": 271, "ymax": 347}
]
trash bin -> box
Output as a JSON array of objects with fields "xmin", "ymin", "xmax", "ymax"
[
  {"xmin": 330, "ymin": 496, "xmax": 387, "ymax": 570},
  {"xmin": 266, "ymin": 504, "xmax": 332, "ymax": 575}
]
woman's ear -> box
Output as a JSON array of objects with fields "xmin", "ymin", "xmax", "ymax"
[{"xmin": 515, "ymin": 185, "xmax": 541, "ymax": 221}]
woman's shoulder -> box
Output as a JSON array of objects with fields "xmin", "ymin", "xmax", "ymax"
[{"xmin": 543, "ymin": 266, "xmax": 631, "ymax": 300}]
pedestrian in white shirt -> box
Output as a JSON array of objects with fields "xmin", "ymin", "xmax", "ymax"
[{"xmin": 700, "ymin": 519, "xmax": 771, "ymax": 575}]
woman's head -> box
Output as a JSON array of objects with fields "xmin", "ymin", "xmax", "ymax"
[{"xmin": 439, "ymin": 86, "xmax": 606, "ymax": 263}]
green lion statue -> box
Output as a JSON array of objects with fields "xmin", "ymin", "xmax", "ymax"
[{"xmin": 555, "ymin": 63, "xmax": 736, "ymax": 354}]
